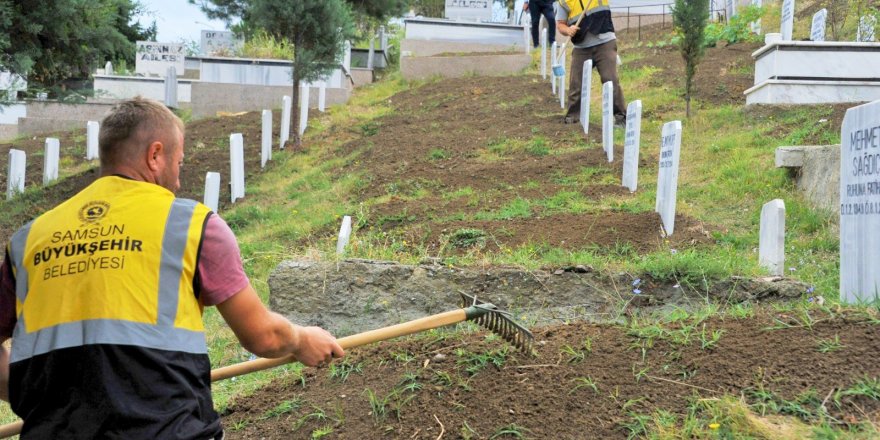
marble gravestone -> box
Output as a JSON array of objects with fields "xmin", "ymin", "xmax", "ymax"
[
  {"xmin": 580, "ymin": 60, "xmax": 592, "ymax": 134},
  {"xmin": 204, "ymin": 172, "xmax": 221, "ymax": 213},
  {"xmin": 655, "ymin": 121, "xmax": 682, "ymax": 236},
  {"xmin": 622, "ymin": 100, "xmax": 642, "ymax": 192},
  {"xmin": 229, "ymin": 133, "xmax": 245, "ymax": 203},
  {"xmin": 602, "ymin": 81, "xmax": 613, "ymax": 162},
  {"xmin": 336, "ymin": 215, "xmax": 353, "ymax": 255},
  {"xmin": 551, "ymin": 42, "xmax": 557, "ymax": 95},
  {"xmin": 280, "ymin": 95, "xmax": 291, "ymax": 150},
  {"xmin": 164, "ymin": 66, "xmax": 178, "ymax": 108},
  {"xmin": 43, "ymin": 138, "xmax": 59, "ymax": 185},
  {"xmin": 780, "ymin": 0, "xmax": 795, "ymax": 41},
  {"xmin": 750, "ymin": 0, "xmax": 762, "ymax": 34},
  {"xmin": 725, "ymin": 0, "xmax": 736, "ymax": 19},
  {"xmin": 810, "ymin": 9, "xmax": 827, "ymax": 42},
  {"xmin": 559, "ymin": 49, "xmax": 566, "ymax": 109},
  {"xmin": 858, "ymin": 16, "xmax": 876, "ymax": 42},
  {"xmin": 759, "ymin": 199, "xmax": 786, "ymax": 276},
  {"xmin": 299, "ymin": 85, "xmax": 310, "ymax": 136},
  {"xmin": 541, "ymin": 29, "xmax": 547, "ymax": 80},
  {"xmin": 6, "ymin": 149, "xmax": 24, "ymax": 200},
  {"xmin": 261, "ymin": 109, "xmax": 272, "ymax": 169},
  {"xmin": 86, "ymin": 121, "xmax": 99, "ymax": 160},
  {"xmin": 839, "ymin": 100, "xmax": 880, "ymax": 303}
]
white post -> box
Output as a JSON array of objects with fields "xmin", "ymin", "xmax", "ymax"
[
  {"xmin": 780, "ymin": 0, "xmax": 795, "ymax": 41},
  {"xmin": 602, "ymin": 81, "xmax": 613, "ymax": 162},
  {"xmin": 86, "ymin": 121, "xmax": 99, "ymax": 160},
  {"xmin": 580, "ymin": 60, "xmax": 592, "ymax": 134},
  {"xmin": 43, "ymin": 138, "xmax": 59, "ymax": 185},
  {"xmin": 204, "ymin": 171, "xmax": 221, "ymax": 213},
  {"xmin": 540, "ymin": 29, "xmax": 547, "ymax": 80},
  {"xmin": 655, "ymin": 121, "xmax": 683, "ymax": 236},
  {"xmin": 559, "ymin": 49, "xmax": 566, "ymax": 109},
  {"xmin": 622, "ymin": 100, "xmax": 642, "ymax": 192},
  {"xmin": 523, "ymin": 23, "xmax": 529, "ymax": 54},
  {"xmin": 810, "ymin": 9, "xmax": 827, "ymax": 42},
  {"xmin": 229, "ymin": 133, "xmax": 245, "ymax": 203},
  {"xmin": 343, "ymin": 40, "xmax": 352, "ymax": 74},
  {"xmin": 299, "ymin": 85, "xmax": 310, "ymax": 136},
  {"xmin": 280, "ymin": 95, "xmax": 291, "ymax": 149},
  {"xmin": 367, "ymin": 38, "xmax": 375, "ymax": 70},
  {"xmin": 6, "ymin": 149, "xmax": 25, "ymax": 200},
  {"xmin": 551, "ymin": 42, "xmax": 557, "ymax": 95},
  {"xmin": 759, "ymin": 199, "xmax": 786, "ymax": 276},
  {"xmin": 164, "ymin": 66, "xmax": 178, "ymax": 108},
  {"xmin": 336, "ymin": 215, "xmax": 353, "ymax": 255},
  {"xmin": 261, "ymin": 109, "xmax": 272, "ymax": 169},
  {"xmin": 104, "ymin": 61, "xmax": 113, "ymax": 75},
  {"xmin": 319, "ymin": 84, "xmax": 326, "ymax": 112}
]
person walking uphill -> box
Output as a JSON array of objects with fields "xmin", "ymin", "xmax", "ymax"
[
  {"xmin": 556, "ymin": 0, "xmax": 627, "ymax": 126},
  {"xmin": 525, "ymin": 0, "xmax": 557, "ymax": 48},
  {"xmin": 0, "ymin": 97, "xmax": 344, "ymax": 439}
]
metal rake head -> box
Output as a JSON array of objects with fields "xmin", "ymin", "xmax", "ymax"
[{"xmin": 459, "ymin": 291, "xmax": 535, "ymax": 355}]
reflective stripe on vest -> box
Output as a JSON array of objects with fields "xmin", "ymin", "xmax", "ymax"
[
  {"xmin": 559, "ymin": 0, "xmax": 610, "ymax": 23},
  {"xmin": 8, "ymin": 177, "xmax": 211, "ymax": 363}
]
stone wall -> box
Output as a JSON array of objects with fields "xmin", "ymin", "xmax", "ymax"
[{"xmin": 776, "ymin": 145, "xmax": 839, "ymax": 215}]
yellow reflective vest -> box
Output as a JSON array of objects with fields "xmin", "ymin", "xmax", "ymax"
[
  {"xmin": 558, "ymin": 0, "xmax": 614, "ymax": 38},
  {"xmin": 7, "ymin": 176, "xmax": 220, "ymax": 439}
]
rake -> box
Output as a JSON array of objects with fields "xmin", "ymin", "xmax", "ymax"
[
  {"xmin": 0, "ymin": 292, "xmax": 534, "ymax": 438},
  {"xmin": 552, "ymin": 11, "xmax": 588, "ymax": 78}
]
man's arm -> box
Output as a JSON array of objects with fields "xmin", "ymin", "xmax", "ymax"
[
  {"xmin": 557, "ymin": 19, "xmax": 577, "ymax": 37},
  {"xmin": 215, "ymin": 284, "xmax": 344, "ymax": 367}
]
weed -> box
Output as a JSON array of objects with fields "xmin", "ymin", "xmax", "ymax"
[
  {"xmin": 561, "ymin": 344, "xmax": 585, "ymax": 363},
  {"xmin": 817, "ymin": 335, "xmax": 844, "ymax": 353},
  {"xmin": 489, "ymin": 424, "xmax": 529, "ymax": 439},
  {"xmin": 360, "ymin": 121, "xmax": 381, "ymax": 136},
  {"xmin": 328, "ymin": 360, "xmax": 363, "ymax": 382},
  {"xmin": 428, "ymin": 148, "xmax": 449, "ymax": 160},
  {"xmin": 620, "ymin": 412, "xmax": 651, "ymax": 440},
  {"xmin": 311, "ymin": 426, "xmax": 333, "ymax": 439},
  {"xmin": 455, "ymin": 347, "xmax": 509, "ymax": 374},
  {"xmin": 261, "ymin": 397, "xmax": 304, "ymax": 419},
  {"xmin": 835, "ymin": 376, "xmax": 880, "ymax": 404},
  {"xmin": 526, "ymin": 136, "xmax": 550, "ymax": 156},
  {"xmin": 699, "ymin": 324, "xmax": 724, "ymax": 350},
  {"xmin": 447, "ymin": 228, "xmax": 488, "ymax": 249},
  {"xmin": 364, "ymin": 388, "xmax": 389, "ymax": 422},
  {"xmin": 632, "ymin": 365, "xmax": 650, "ymax": 383},
  {"xmin": 460, "ymin": 421, "xmax": 478, "ymax": 439},
  {"xmin": 569, "ymin": 376, "xmax": 599, "ymax": 394},
  {"xmin": 391, "ymin": 350, "xmax": 415, "ymax": 364}
]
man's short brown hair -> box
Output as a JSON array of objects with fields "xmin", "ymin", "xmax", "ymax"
[{"xmin": 99, "ymin": 97, "xmax": 184, "ymax": 168}]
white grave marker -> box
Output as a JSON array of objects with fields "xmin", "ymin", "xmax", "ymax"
[
  {"xmin": 204, "ymin": 172, "xmax": 221, "ymax": 213},
  {"xmin": 299, "ymin": 85, "xmax": 310, "ymax": 136},
  {"xmin": 580, "ymin": 60, "xmax": 592, "ymax": 134},
  {"xmin": 43, "ymin": 138, "xmax": 59, "ymax": 185},
  {"xmin": 751, "ymin": 0, "xmax": 762, "ymax": 34},
  {"xmin": 810, "ymin": 9, "xmax": 827, "ymax": 42},
  {"xmin": 725, "ymin": 0, "xmax": 736, "ymax": 19},
  {"xmin": 280, "ymin": 95, "xmax": 291, "ymax": 149},
  {"xmin": 840, "ymin": 100, "xmax": 880, "ymax": 302},
  {"xmin": 164, "ymin": 66, "xmax": 178, "ymax": 108},
  {"xmin": 135, "ymin": 41, "xmax": 185, "ymax": 76},
  {"xmin": 551, "ymin": 42, "xmax": 558, "ymax": 95},
  {"xmin": 759, "ymin": 199, "xmax": 786, "ymax": 276},
  {"xmin": 261, "ymin": 109, "xmax": 272, "ymax": 169},
  {"xmin": 336, "ymin": 215, "xmax": 353, "ymax": 255},
  {"xmin": 655, "ymin": 121, "xmax": 682, "ymax": 235},
  {"xmin": 104, "ymin": 61, "xmax": 113, "ymax": 75},
  {"xmin": 602, "ymin": 81, "xmax": 613, "ymax": 162},
  {"xmin": 229, "ymin": 133, "xmax": 245, "ymax": 203},
  {"xmin": 540, "ymin": 29, "xmax": 547, "ymax": 80},
  {"xmin": 858, "ymin": 15, "xmax": 876, "ymax": 42},
  {"xmin": 6, "ymin": 149, "xmax": 24, "ymax": 200},
  {"xmin": 622, "ymin": 100, "xmax": 642, "ymax": 192},
  {"xmin": 86, "ymin": 121, "xmax": 99, "ymax": 160},
  {"xmin": 780, "ymin": 0, "xmax": 795, "ymax": 41},
  {"xmin": 343, "ymin": 40, "xmax": 352, "ymax": 74},
  {"xmin": 319, "ymin": 85, "xmax": 326, "ymax": 112}
]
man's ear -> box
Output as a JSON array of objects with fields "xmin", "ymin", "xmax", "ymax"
[{"xmin": 146, "ymin": 140, "xmax": 165, "ymax": 172}]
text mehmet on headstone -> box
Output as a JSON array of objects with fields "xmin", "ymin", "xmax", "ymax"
[{"xmin": 840, "ymin": 100, "xmax": 880, "ymax": 303}]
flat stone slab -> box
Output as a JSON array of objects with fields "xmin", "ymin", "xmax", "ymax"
[
  {"xmin": 775, "ymin": 145, "xmax": 839, "ymax": 214},
  {"xmin": 400, "ymin": 52, "xmax": 531, "ymax": 81}
]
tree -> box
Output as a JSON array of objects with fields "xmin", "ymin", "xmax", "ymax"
[
  {"xmin": 672, "ymin": 0, "xmax": 710, "ymax": 118},
  {"xmin": 0, "ymin": 0, "xmax": 155, "ymax": 91}
]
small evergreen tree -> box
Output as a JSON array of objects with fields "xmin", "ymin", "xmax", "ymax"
[{"xmin": 672, "ymin": 0, "xmax": 710, "ymax": 117}]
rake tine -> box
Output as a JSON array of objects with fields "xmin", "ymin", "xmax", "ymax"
[{"xmin": 458, "ymin": 291, "xmax": 535, "ymax": 355}]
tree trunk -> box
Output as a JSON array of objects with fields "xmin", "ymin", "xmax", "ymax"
[{"xmin": 291, "ymin": 45, "xmax": 303, "ymax": 149}]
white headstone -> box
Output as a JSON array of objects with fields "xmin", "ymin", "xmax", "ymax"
[
  {"xmin": 857, "ymin": 16, "xmax": 876, "ymax": 42},
  {"xmin": 104, "ymin": 61, "xmax": 113, "ymax": 75},
  {"xmin": 204, "ymin": 171, "xmax": 221, "ymax": 213},
  {"xmin": 86, "ymin": 121, "xmax": 99, "ymax": 160},
  {"xmin": 759, "ymin": 199, "xmax": 786, "ymax": 276},
  {"xmin": 751, "ymin": 0, "xmax": 762, "ymax": 34},
  {"xmin": 343, "ymin": 40, "xmax": 352, "ymax": 74},
  {"xmin": 336, "ymin": 215, "xmax": 353, "ymax": 255},
  {"xmin": 318, "ymin": 85, "xmax": 326, "ymax": 112},
  {"xmin": 367, "ymin": 38, "xmax": 375, "ymax": 70},
  {"xmin": 299, "ymin": 85, "xmax": 310, "ymax": 136},
  {"xmin": 379, "ymin": 26, "xmax": 388, "ymax": 51},
  {"xmin": 164, "ymin": 66, "xmax": 178, "ymax": 108},
  {"xmin": 280, "ymin": 95, "xmax": 291, "ymax": 149},
  {"xmin": 445, "ymin": 0, "xmax": 492, "ymax": 21},
  {"xmin": 540, "ymin": 29, "xmax": 547, "ymax": 80},
  {"xmin": 551, "ymin": 42, "xmax": 558, "ymax": 95},
  {"xmin": 580, "ymin": 60, "xmax": 593, "ymax": 134},
  {"xmin": 261, "ymin": 109, "xmax": 272, "ymax": 169},
  {"xmin": 725, "ymin": 0, "xmax": 736, "ymax": 19},
  {"xmin": 602, "ymin": 81, "xmax": 613, "ymax": 162},
  {"xmin": 229, "ymin": 133, "xmax": 245, "ymax": 203},
  {"xmin": 6, "ymin": 149, "xmax": 25, "ymax": 200},
  {"xmin": 810, "ymin": 9, "xmax": 827, "ymax": 42},
  {"xmin": 655, "ymin": 120, "xmax": 682, "ymax": 236},
  {"xmin": 780, "ymin": 0, "xmax": 795, "ymax": 41},
  {"xmin": 200, "ymin": 30, "xmax": 241, "ymax": 56},
  {"xmin": 840, "ymin": 100, "xmax": 880, "ymax": 303},
  {"xmin": 43, "ymin": 138, "xmax": 59, "ymax": 185},
  {"xmin": 523, "ymin": 23, "xmax": 529, "ymax": 54},
  {"xmin": 559, "ymin": 49, "xmax": 566, "ymax": 109},
  {"xmin": 135, "ymin": 41, "xmax": 185, "ymax": 76},
  {"xmin": 622, "ymin": 100, "xmax": 642, "ymax": 192}
]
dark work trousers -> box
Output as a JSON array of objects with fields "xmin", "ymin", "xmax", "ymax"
[
  {"xmin": 565, "ymin": 39, "xmax": 626, "ymax": 119},
  {"xmin": 529, "ymin": 0, "xmax": 556, "ymax": 47}
]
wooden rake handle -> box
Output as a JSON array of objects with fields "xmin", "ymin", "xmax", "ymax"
[
  {"xmin": 0, "ymin": 308, "xmax": 471, "ymax": 438},
  {"xmin": 553, "ymin": 11, "xmax": 588, "ymax": 64}
]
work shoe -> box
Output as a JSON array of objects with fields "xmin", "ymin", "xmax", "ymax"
[{"xmin": 614, "ymin": 114, "xmax": 627, "ymax": 128}]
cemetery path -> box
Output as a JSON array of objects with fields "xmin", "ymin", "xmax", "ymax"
[{"xmin": 222, "ymin": 309, "xmax": 880, "ymax": 439}]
